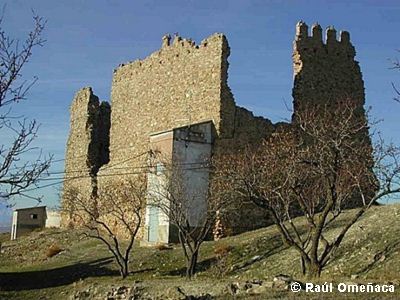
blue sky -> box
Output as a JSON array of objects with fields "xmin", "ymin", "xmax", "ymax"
[{"xmin": 1, "ymin": 0, "xmax": 400, "ymax": 225}]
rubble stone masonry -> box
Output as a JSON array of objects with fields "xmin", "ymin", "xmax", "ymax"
[
  {"xmin": 292, "ymin": 22, "xmax": 365, "ymax": 115},
  {"xmin": 62, "ymin": 22, "xmax": 371, "ymax": 237},
  {"xmin": 61, "ymin": 87, "xmax": 110, "ymax": 227}
]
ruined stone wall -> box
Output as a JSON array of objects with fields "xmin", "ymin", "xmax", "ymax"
[
  {"xmin": 94, "ymin": 34, "xmax": 233, "ymax": 237},
  {"xmin": 292, "ymin": 22, "xmax": 365, "ymax": 115},
  {"xmin": 98, "ymin": 33, "xmax": 274, "ymax": 175},
  {"xmin": 216, "ymin": 22, "xmax": 373, "ymax": 235},
  {"xmin": 61, "ymin": 87, "xmax": 110, "ymax": 227},
  {"xmin": 62, "ymin": 23, "xmax": 372, "ymax": 237},
  {"xmin": 217, "ymin": 37, "xmax": 275, "ymax": 150},
  {"xmin": 101, "ymin": 34, "xmax": 227, "ymax": 174},
  {"xmin": 91, "ymin": 33, "xmax": 275, "ymax": 237},
  {"xmin": 215, "ymin": 106, "xmax": 275, "ymax": 235},
  {"xmin": 60, "ymin": 31, "xmax": 301, "ymax": 236},
  {"xmin": 292, "ymin": 22, "xmax": 374, "ymax": 208},
  {"xmin": 214, "ymin": 45, "xmax": 276, "ymax": 234}
]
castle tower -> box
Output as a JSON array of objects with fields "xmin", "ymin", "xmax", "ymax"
[
  {"xmin": 292, "ymin": 21, "xmax": 365, "ymax": 116},
  {"xmin": 61, "ymin": 87, "xmax": 110, "ymax": 227},
  {"xmin": 292, "ymin": 22, "xmax": 375, "ymax": 207}
]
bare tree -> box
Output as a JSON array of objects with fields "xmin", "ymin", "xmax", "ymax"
[
  {"xmin": 392, "ymin": 53, "xmax": 400, "ymax": 102},
  {"xmin": 148, "ymin": 160, "xmax": 229, "ymax": 279},
  {"xmin": 64, "ymin": 178, "xmax": 146, "ymax": 278},
  {"xmin": 0, "ymin": 11, "xmax": 51, "ymax": 202},
  {"xmin": 215, "ymin": 101, "xmax": 400, "ymax": 278}
]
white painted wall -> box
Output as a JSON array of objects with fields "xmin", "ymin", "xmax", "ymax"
[
  {"xmin": 173, "ymin": 122, "xmax": 212, "ymax": 227},
  {"xmin": 145, "ymin": 121, "xmax": 213, "ymax": 243},
  {"xmin": 45, "ymin": 210, "xmax": 61, "ymax": 228},
  {"xmin": 10, "ymin": 211, "xmax": 18, "ymax": 240}
]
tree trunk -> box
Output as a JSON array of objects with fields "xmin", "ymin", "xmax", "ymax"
[
  {"xmin": 300, "ymin": 256, "xmax": 306, "ymax": 275},
  {"xmin": 120, "ymin": 259, "xmax": 129, "ymax": 279},
  {"xmin": 186, "ymin": 249, "xmax": 199, "ymax": 279},
  {"xmin": 307, "ymin": 261, "xmax": 322, "ymax": 279}
]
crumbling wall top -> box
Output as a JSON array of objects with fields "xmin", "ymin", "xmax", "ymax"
[
  {"xmin": 112, "ymin": 33, "xmax": 228, "ymax": 78},
  {"xmin": 70, "ymin": 87, "xmax": 96, "ymax": 110}
]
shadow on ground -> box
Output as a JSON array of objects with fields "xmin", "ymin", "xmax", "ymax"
[
  {"xmin": 0, "ymin": 257, "xmax": 118, "ymax": 291},
  {"xmin": 166, "ymin": 257, "xmax": 218, "ymax": 276},
  {"xmin": 165, "ymin": 234, "xmax": 287, "ymax": 277}
]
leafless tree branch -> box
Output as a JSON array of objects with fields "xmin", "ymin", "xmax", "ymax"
[
  {"xmin": 63, "ymin": 178, "xmax": 146, "ymax": 278},
  {"xmin": 214, "ymin": 100, "xmax": 398, "ymax": 278},
  {"xmin": 0, "ymin": 11, "xmax": 51, "ymax": 202}
]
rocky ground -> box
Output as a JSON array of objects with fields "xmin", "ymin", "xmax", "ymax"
[{"xmin": 0, "ymin": 204, "xmax": 399, "ymax": 299}]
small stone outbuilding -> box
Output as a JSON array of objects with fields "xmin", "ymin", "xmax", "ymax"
[
  {"xmin": 11, "ymin": 206, "xmax": 47, "ymax": 240},
  {"xmin": 10, "ymin": 207, "xmax": 61, "ymax": 240}
]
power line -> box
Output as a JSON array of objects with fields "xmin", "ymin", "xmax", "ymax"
[
  {"xmin": 21, "ymin": 165, "xmax": 210, "ymax": 193},
  {"xmin": 28, "ymin": 163, "xmax": 209, "ymax": 181},
  {"xmin": 100, "ymin": 150, "xmax": 149, "ymax": 171},
  {"xmin": 6, "ymin": 148, "xmax": 150, "ymax": 174},
  {"xmin": 51, "ymin": 145, "xmax": 146, "ymax": 164},
  {"xmin": 25, "ymin": 165, "xmax": 209, "ymax": 182},
  {"xmin": 41, "ymin": 161, "xmax": 208, "ymax": 175},
  {"xmin": 2, "ymin": 156, "xmax": 209, "ymax": 182}
]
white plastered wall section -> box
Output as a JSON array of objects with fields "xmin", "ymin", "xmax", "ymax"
[{"xmin": 145, "ymin": 121, "xmax": 213, "ymax": 243}]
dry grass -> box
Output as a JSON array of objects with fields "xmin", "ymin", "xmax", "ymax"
[{"xmin": 1, "ymin": 204, "xmax": 399, "ymax": 299}]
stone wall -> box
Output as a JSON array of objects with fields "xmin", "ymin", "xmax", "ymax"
[
  {"xmin": 292, "ymin": 22, "xmax": 374, "ymax": 207},
  {"xmin": 91, "ymin": 33, "xmax": 275, "ymax": 237},
  {"xmin": 61, "ymin": 87, "xmax": 110, "ymax": 227},
  {"xmin": 292, "ymin": 22, "xmax": 365, "ymax": 115},
  {"xmin": 102, "ymin": 34, "xmax": 227, "ymax": 173},
  {"xmin": 62, "ymin": 23, "xmax": 373, "ymax": 238}
]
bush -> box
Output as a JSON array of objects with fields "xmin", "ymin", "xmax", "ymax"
[
  {"xmin": 46, "ymin": 244, "xmax": 63, "ymax": 258},
  {"xmin": 214, "ymin": 244, "xmax": 234, "ymax": 258},
  {"xmin": 155, "ymin": 243, "xmax": 173, "ymax": 251},
  {"xmin": 213, "ymin": 244, "xmax": 234, "ymax": 277}
]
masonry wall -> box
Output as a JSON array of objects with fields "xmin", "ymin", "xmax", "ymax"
[
  {"xmin": 292, "ymin": 22, "xmax": 365, "ymax": 115},
  {"xmin": 292, "ymin": 22, "xmax": 374, "ymax": 207},
  {"xmin": 101, "ymin": 34, "xmax": 226, "ymax": 174},
  {"xmin": 62, "ymin": 24, "xmax": 373, "ymax": 238},
  {"xmin": 214, "ymin": 106, "xmax": 275, "ymax": 235},
  {"xmin": 94, "ymin": 34, "xmax": 226, "ymax": 237},
  {"xmin": 61, "ymin": 87, "xmax": 110, "ymax": 227},
  {"xmin": 61, "ymin": 33, "xmax": 290, "ymax": 236},
  {"xmin": 90, "ymin": 33, "xmax": 276, "ymax": 237},
  {"xmin": 215, "ymin": 49, "xmax": 276, "ymax": 233}
]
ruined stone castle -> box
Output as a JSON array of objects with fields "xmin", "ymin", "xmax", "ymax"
[{"xmin": 61, "ymin": 22, "xmax": 368, "ymax": 243}]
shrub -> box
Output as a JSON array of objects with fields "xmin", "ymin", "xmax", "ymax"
[
  {"xmin": 213, "ymin": 244, "xmax": 234, "ymax": 277},
  {"xmin": 46, "ymin": 244, "xmax": 63, "ymax": 258},
  {"xmin": 155, "ymin": 243, "xmax": 173, "ymax": 251},
  {"xmin": 214, "ymin": 244, "xmax": 234, "ymax": 258}
]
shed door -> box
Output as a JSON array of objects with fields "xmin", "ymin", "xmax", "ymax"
[{"xmin": 148, "ymin": 206, "xmax": 159, "ymax": 242}]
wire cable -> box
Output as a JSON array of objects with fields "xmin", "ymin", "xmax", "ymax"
[{"xmin": 22, "ymin": 165, "xmax": 210, "ymax": 192}]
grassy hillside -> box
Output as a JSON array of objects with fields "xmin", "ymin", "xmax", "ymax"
[{"xmin": 0, "ymin": 204, "xmax": 399, "ymax": 299}]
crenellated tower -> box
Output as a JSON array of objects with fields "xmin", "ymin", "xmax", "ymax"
[
  {"xmin": 292, "ymin": 21, "xmax": 365, "ymax": 117},
  {"xmin": 292, "ymin": 21, "xmax": 375, "ymax": 208}
]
